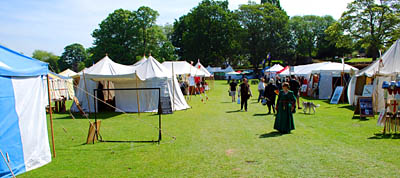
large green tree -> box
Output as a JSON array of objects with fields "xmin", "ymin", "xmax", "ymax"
[
  {"xmin": 59, "ymin": 43, "xmax": 88, "ymax": 72},
  {"xmin": 236, "ymin": 2, "xmax": 290, "ymax": 69},
  {"xmin": 171, "ymin": 0, "xmax": 242, "ymax": 66},
  {"xmin": 91, "ymin": 7, "xmax": 172, "ymax": 64},
  {"xmin": 289, "ymin": 15, "xmax": 339, "ymax": 61},
  {"xmin": 261, "ymin": 0, "xmax": 281, "ymax": 9},
  {"xmin": 331, "ymin": 0, "xmax": 400, "ymax": 60},
  {"xmin": 32, "ymin": 50, "xmax": 60, "ymax": 72}
]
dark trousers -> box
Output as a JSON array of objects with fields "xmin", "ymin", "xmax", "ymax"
[
  {"xmin": 267, "ymin": 103, "xmax": 275, "ymax": 113},
  {"xmin": 241, "ymin": 98, "xmax": 248, "ymax": 111}
]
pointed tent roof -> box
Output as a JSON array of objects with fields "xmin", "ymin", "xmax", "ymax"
[
  {"xmin": 84, "ymin": 55, "xmax": 132, "ymax": 76},
  {"xmin": 0, "ymin": 44, "xmax": 48, "ymax": 76},
  {"xmin": 356, "ymin": 39, "xmax": 400, "ymax": 77},
  {"xmin": 195, "ymin": 61, "xmax": 211, "ymax": 77},
  {"xmin": 224, "ymin": 65, "xmax": 235, "ymax": 73},
  {"xmin": 265, "ymin": 64, "xmax": 284, "ymax": 73},
  {"xmin": 59, "ymin": 69, "xmax": 77, "ymax": 77},
  {"xmin": 132, "ymin": 56, "xmax": 171, "ymax": 80}
]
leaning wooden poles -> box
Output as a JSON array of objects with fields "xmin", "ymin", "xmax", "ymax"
[{"xmin": 46, "ymin": 75, "xmax": 56, "ymax": 158}]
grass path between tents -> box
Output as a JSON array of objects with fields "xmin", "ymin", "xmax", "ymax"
[{"xmin": 20, "ymin": 80, "xmax": 400, "ymax": 178}]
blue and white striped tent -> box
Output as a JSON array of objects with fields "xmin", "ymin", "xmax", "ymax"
[{"xmin": 0, "ymin": 45, "xmax": 51, "ymax": 178}]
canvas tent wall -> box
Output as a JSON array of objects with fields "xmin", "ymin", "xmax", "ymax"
[
  {"xmin": 348, "ymin": 39, "xmax": 400, "ymax": 111},
  {"xmin": 0, "ymin": 45, "xmax": 51, "ymax": 177},
  {"xmin": 71, "ymin": 56, "xmax": 189, "ymax": 113},
  {"xmin": 46, "ymin": 71, "xmax": 74, "ymax": 100}
]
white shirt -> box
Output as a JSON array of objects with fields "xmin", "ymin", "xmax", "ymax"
[{"xmin": 258, "ymin": 82, "xmax": 265, "ymax": 91}]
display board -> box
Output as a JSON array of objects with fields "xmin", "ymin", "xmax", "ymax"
[
  {"xmin": 159, "ymin": 96, "xmax": 173, "ymax": 114},
  {"xmin": 330, "ymin": 86, "xmax": 344, "ymax": 104},
  {"xmin": 300, "ymin": 84, "xmax": 308, "ymax": 92},
  {"xmin": 353, "ymin": 97, "xmax": 374, "ymax": 117},
  {"xmin": 362, "ymin": 85, "xmax": 374, "ymax": 97}
]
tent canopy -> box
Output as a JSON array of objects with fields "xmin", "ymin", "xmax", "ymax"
[
  {"xmin": 0, "ymin": 45, "xmax": 48, "ymax": 76},
  {"xmin": 59, "ymin": 69, "xmax": 77, "ymax": 77},
  {"xmin": 279, "ymin": 62, "xmax": 358, "ymax": 78},
  {"xmin": 264, "ymin": 64, "xmax": 284, "ymax": 73},
  {"xmin": 162, "ymin": 61, "xmax": 206, "ymax": 76},
  {"xmin": 356, "ymin": 39, "xmax": 400, "ymax": 77}
]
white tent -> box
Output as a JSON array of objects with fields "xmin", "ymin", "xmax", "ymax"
[
  {"xmin": 195, "ymin": 62, "xmax": 211, "ymax": 77},
  {"xmin": 265, "ymin": 64, "xmax": 284, "ymax": 74},
  {"xmin": 71, "ymin": 56, "xmax": 189, "ymax": 113},
  {"xmin": 59, "ymin": 69, "xmax": 77, "ymax": 77},
  {"xmin": 162, "ymin": 61, "xmax": 206, "ymax": 76},
  {"xmin": 279, "ymin": 62, "xmax": 358, "ymax": 99},
  {"xmin": 348, "ymin": 39, "xmax": 400, "ymax": 111}
]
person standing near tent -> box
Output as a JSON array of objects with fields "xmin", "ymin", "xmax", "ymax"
[
  {"xmin": 289, "ymin": 75, "xmax": 301, "ymax": 109},
  {"xmin": 238, "ymin": 78, "xmax": 252, "ymax": 111},
  {"xmin": 275, "ymin": 76, "xmax": 282, "ymax": 90},
  {"xmin": 263, "ymin": 79, "xmax": 278, "ymax": 114},
  {"xmin": 229, "ymin": 79, "xmax": 238, "ymax": 102},
  {"xmin": 257, "ymin": 78, "xmax": 266, "ymax": 103},
  {"xmin": 274, "ymin": 82, "xmax": 296, "ymax": 134}
]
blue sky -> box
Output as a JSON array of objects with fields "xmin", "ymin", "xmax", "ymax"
[{"xmin": 0, "ymin": 0, "xmax": 353, "ymax": 56}]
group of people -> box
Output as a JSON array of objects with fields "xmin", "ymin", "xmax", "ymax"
[{"xmin": 229, "ymin": 75, "xmax": 303, "ymax": 134}]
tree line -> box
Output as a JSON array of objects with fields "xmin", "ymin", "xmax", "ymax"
[{"xmin": 33, "ymin": 0, "xmax": 400, "ymax": 73}]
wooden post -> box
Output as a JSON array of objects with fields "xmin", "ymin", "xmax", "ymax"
[
  {"xmin": 172, "ymin": 62, "xmax": 175, "ymax": 111},
  {"xmin": 82, "ymin": 71, "xmax": 91, "ymax": 114},
  {"xmin": 46, "ymin": 75, "xmax": 56, "ymax": 158},
  {"xmin": 135, "ymin": 74, "xmax": 141, "ymax": 115}
]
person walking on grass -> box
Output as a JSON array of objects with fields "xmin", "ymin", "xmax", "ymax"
[
  {"xmin": 229, "ymin": 79, "xmax": 238, "ymax": 102},
  {"xmin": 257, "ymin": 78, "xmax": 266, "ymax": 103},
  {"xmin": 238, "ymin": 78, "xmax": 252, "ymax": 112},
  {"xmin": 274, "ymin": 82, "xmax": 296, "ymax": 134},
  {"xmin": 289, "ymin": 75, "xmax": 302, "ymax": 109},
  {"xmin": 263, "ymin": 79, "xmax": 278, "ymax": 114}
]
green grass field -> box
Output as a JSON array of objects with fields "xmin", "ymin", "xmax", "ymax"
[
  {"xmin": 346, "ymin": 58, "xmax": 373, "ymax": 63},
  {"xmin": 19, "ymin": 80, "xmax": 400, "ymax": 178}
]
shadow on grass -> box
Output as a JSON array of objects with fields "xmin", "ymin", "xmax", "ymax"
[
  {"xmin": 352, "ymin": 116, "xmax": 370, "ymax": 121},
  {"xmin": 339, "ymin": 105, "xmax": 355, "ymax": 111},
  {"xmin": 253, "ymin": 113, "xmax": 270, "ymax": 116},
  {"xmin": 226, "ymin": 110, "xmax": 241, "ymax": 113},
  {"xmin": 220, "ymin": 102, "xmax": 233, "ymax": 104},
  {"xmin": 368, "ymin": 133, "xmax": 400, "ymax": 139},
  {"xmin": 259, "ymin": 131, "xmax": 283, "ymax": 138}
]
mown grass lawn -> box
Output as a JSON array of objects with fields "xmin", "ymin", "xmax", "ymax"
[
  {"xmin": 346, "ymin": 58, "xmax": 373, "ymax": 63},
  {"xmin": 20, "ymin": 80, "xmax": 400, "ymax": 178}
]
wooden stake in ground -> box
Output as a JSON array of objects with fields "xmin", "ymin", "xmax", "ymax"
[
  {"xmin": 0, "ymin": 150, "xmax": 15, "ymax": 178},
  {"xmin": 46, "ymin": 75, "xmax": 56, "ymax": 158}
]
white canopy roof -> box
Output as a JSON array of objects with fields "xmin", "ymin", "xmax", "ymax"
[
  {"xmin": 265, "ymin": 64, "xmax": 284, "ymax": 74},
  {"xmin": 162, "ymin": 61, "xmax": 206, "ymax": 76},
  {"xmin": 206, "ymin": 66, "xmax": 224, "ymax": 73},
  {"xmin": 195, "ymin": 61, "xmax": 211, "ymax": 77},
  {"xmin": 59, "ymin": 69, "xmax": 77, "ymax": 77},
  {"xmin": 279, "ymin": 62, "xmax": 358, "ymax": 77},
  {"xmin": 311, "ymin": 62, "xmax": 358, "ymax": 73},
  {"xmin": 356, "ymin": 39, "xmax": 400, "ymax": 77}
]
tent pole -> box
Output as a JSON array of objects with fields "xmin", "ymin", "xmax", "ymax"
[
  {"xmin": 46, "ymin": 75, "xmax": 56, "ymax": 158},
  {"xmin": 172, "ymin": 62, "xmax": 175, "ymax": 111},
  {"xmin": 82, "ymin": 71, "xmax": 91, "ymax": 114},
  {"xmin": 135, "ymin": 75, "xmax": 141, "ymax": 116}
]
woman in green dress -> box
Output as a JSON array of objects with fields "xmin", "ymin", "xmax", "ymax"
[{"xmin": 274, "ymin": 82, "xmax": 296, "ymax": 134}]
